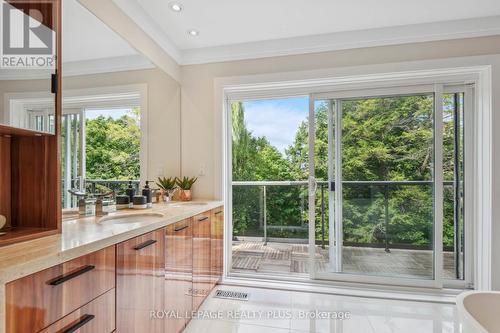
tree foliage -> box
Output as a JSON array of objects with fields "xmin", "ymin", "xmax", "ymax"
[
  {"xmin": 232, "ymin": 95, "xmax": 462, "ymax": 249},
  {"xmin": 86, "ymin": 108, "xmax": 141, "ymax": 181}
]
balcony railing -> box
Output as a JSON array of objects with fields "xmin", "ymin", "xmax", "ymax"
[
  {"xmin": 85, "ymin": 179, "xmax": 140, "ymax": 194},
  {"xmin": 232, "ymin": 180, "xmax": 456, "ymax": 253}
]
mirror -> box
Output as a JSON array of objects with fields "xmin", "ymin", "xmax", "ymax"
[
  {"xmin": 61, "ymin": 0, "xmax": 176, "ymax": 211},
  {"xmin": 0, "ymin": 0, "xmax": 58, "ymax": 134}
]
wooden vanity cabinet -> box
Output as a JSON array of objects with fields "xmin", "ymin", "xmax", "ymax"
[
  {"xmin": 116, "ymin": 229, "xmax": 166, "ymax": 333},
  {"xmin": 5, "ymin": 246, "xmax": 115, "ymax": 333},
  {"xmin": 165, "ymin": 218, "xmax": 193, "ymax": 333},
  {"xmin": 211, "ymin": 207, "xmax": 224, "ymax": 286},
  {"xmin": 192, "ymin": 212, "xmax": 212, "ymax": 310},
  {"xmin": 39, "ymin": 289, "xmax": 115, "ymax": 333},
  {"xmin": 5, "ymin": 206, "xmax": 224, "ymax": 333}
]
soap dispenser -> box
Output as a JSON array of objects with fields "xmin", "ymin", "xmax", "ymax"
[
  {"xmin": 142, "ymin": 181, "xmax": 153, "ymax": 208},
  {"xmin": 126, "ymin": 181, "xmax": 136, "ymax": 208}
]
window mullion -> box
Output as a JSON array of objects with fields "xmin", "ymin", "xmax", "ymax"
[{"xmin": 434, "ymin": 84, "xmax": 444, "ymax": 287}]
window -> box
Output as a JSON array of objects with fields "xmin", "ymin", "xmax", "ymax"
[
  {"xmin": 61, "ymin": 103, "xmax": 142, "ymax": 208},
  {"xmin": 227, "ymin": 83, "xmax": 473, "ymax": 289}
]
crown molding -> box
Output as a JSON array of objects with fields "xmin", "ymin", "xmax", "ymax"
[
  {"xmin": 180, "ymin": 15, "xmax": 500, "ymax": 65},
  {"xmin": 109, "ymin": 1, "xmax": 500, "ymax": 66},
  {"xmin": 63, "ymin": 54, "xmax": 155, "ymax": 77},
  {"xmin": 0, "ymin": 55, "xmax": 154, "ymax": 80}
]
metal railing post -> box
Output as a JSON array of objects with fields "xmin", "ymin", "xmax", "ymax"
[
  {"xmin": 263, "ymin": 185, "xmax": 267, "ymax": 246},
  {"xmin": 384, "ymin": 185, "xmax": 390, "ymax": 253},
  {"xmin": 321, "ymin": 184, "xmax": 325, "ymax": 249}
]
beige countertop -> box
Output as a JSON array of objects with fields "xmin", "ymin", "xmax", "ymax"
[
  {"xmin": 0, "ymin": 200, "xmax": 223, "ymax": 333},
  {"xmin": 0, "ymin": 200, "xmax": 223, "ymax": 284}
]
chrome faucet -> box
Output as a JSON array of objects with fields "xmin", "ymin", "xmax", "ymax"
[
  {"xmin": 68, "ymin": 189, "xmax": 89, "ymax": 216},
  {"xmin": 95, "ymin": 191, "xmax": 115, "ymax": 217},
  {"xmin": 68, "ymin": 189, "xmax": 115, "ymax": 217}
]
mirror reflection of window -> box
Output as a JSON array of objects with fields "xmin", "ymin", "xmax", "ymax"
[{"xmin": 61, "ymin": 0, "xmax": 154, "ymax": 209}]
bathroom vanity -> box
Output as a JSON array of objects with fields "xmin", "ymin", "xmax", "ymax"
[{"xmin": 0, "ymin": 202, "xmax": 224, "ymax": 333}]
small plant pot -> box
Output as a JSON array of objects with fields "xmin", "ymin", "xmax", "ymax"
[{"xmin": 179, "ymin": 189, "xmax": 192, "ymax": 201}]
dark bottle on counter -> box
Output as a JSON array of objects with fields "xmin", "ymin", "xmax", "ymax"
[
  {"xmin": 126, "ymin": 181, "xmax": 136, "ymax": 208},
  {"xmin": 142, "ymin": 181, "xmax": 153, "ymax": 208}
]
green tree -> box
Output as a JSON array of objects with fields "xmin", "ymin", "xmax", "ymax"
[
  {"xmin": 232, "ymin": 94, "xmax": 461, "ymax": 248},
  {"xmin": 86, "ymin": 108, "xmax": 141, "ymax": 181}
]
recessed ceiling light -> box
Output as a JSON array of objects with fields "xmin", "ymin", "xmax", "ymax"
[
  {"xmin": 169, "ymin": 2, "xmax": 183, "ymax": 12},
  {"xmin": 187, "ymin": 29, "xmax": 199, "ymax": 37}
]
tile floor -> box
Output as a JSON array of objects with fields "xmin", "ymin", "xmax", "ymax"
[{"xmin": 184, "ymin": 285, "xmax": 460, "ymax": 333}]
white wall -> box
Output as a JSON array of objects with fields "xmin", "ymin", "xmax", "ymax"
[{"xmin": 179, "ymin": 35, "xmax": 500, "ymax": 289}]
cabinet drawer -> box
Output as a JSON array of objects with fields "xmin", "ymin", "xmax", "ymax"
[
  {"xmin": 116, "ymin": 229, "xmax": 165, "ymax": 333},
  {"xmin": 193, "ymin": 212, "xmax": 212, "ymax": 310},
  {"xmin": 166, "ymin": 219, "xmax": 193, "ymax": 333},
  {"xmin": 6, "ymin": 246, "xmax": 115, "ymax": 333},
  {"xmin": 211, "ymin": 207, "xmax": 223, "ymax": 286},
  {"xmin": 39, "ymin": 289, "xmax": 115, "ymax": 333}
]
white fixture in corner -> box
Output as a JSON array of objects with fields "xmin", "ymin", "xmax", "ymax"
[
  {"xmin": 169, "ymin": 2, "xmax": 183, "ymax": 12},
  {"xmin": 457, "ymin": 291, "xmax": 500, "ymax": 333},
  {"xmin": 187, "ymin": 29, "xmax": 199, "ymax": 37}
]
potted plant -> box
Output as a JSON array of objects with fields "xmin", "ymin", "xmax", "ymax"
[
  {"xmin": 176, "ymin": 176, "xmax": 197, "ymax": 201},
  {"xmin": 156, "ymin": 177, "xmax": 177, "ymax": 202}
]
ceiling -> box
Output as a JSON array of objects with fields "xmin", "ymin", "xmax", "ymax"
[
  {"xmin": 113, "ymin": 0, "xmax": 500, "ymax": 64},
  {"xmin": 63, "ymin": 0, "xmax": 137, "ymax": 62},
  {"xmin": 0, "ymin": 0, "xmax": 152, "ymax": 79},
  {"xmin": 63, "ymin": 0, "xmax": 153, "ymax": 75}
]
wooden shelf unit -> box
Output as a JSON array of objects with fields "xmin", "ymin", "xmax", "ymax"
[{"xmin": 0, "ymin": 0, "xmax": 62, "ymax": 247}]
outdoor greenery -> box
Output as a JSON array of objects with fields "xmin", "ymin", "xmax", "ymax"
[
  {"xmin": 86, "ymin": 108, "xmax": 141, "ymax": 183},
  {"xmin": 232, "ymin": 94, "xmax": 463, "ymax": 249}
]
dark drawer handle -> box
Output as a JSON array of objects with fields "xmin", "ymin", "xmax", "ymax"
[
  {"xmin": 175, "ymin": 225, "xmax": 189, "ymax": 232},
  {"xmin": 49, "ymin": 265, "xmax": 95, "ymax": 286},
  {"xmin": 215, "ymin": 211, "xmax": 222, "ymax": 215},
  {"xmin": 63, "ymin": 314, "xmax": 95, "ymax": 333},
  {"xmin": 134, "ymin": 239, "xmax": 157, "ymax": 250},
  {"xmin": 198, "ymin": 216, "xmax": 208, "ymax": 221}
]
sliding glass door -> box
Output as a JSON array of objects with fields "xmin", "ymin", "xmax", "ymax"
[{"xmin": 309, "ymin": 85, "xmax": 471, "ymax": 288}]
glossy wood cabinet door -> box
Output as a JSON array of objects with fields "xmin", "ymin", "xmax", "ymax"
[
  {"xmin": 116, "ymin": 229, "xmax": 165, "ymax": 333},
  {"xmin": 165, "ymin": 218, "xmax": 193, "ymax": 333},
  {"xmin": 211, "ymin": 207, "xmax": 224, "ymax": 287},
  {"xmin": 5, "ymin": 246, "xmax": 115, "ymax": 333},
  {"xmin": 39, "ymin": 289, "xmax": 115, "ymax": 333},
  {"xmin": 192, "ymin": 212, "xmax": 212, "ymax": 310}
]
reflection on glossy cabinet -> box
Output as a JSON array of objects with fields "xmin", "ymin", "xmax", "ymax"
[
  {"xmin": 39, "ymin": 289, "xmax": 115, "ymax": 333},
  {"xmin": 5, "ymin": 246, "xmax": 115, "ymax": 333},
  {"xmin": 211, "ymin": 208, "xmax": 224, "ymax": 286},
  {"xmin": 116, "ymin": 229, "xmax": 165, "ymax": 333},
  {"xmin": 165, "ymin": 218, "xmax": 193, "ymax": 333},
  {"xmin": 192, "ymin": 212, "xmax": 212, "ymax": 310}
]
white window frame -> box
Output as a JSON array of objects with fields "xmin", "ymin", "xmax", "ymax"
[{"xmin": 221, "ymin": 65, "xmax": 492, "ymax": 294}]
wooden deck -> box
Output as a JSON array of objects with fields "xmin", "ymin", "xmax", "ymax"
[{"xmin": 232, "ymin": 241, "xmax": 458, "ymax": 279}]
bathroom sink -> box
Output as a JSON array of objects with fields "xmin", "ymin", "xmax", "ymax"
[
  {"xmin": 97, "ymin": 212, "xmax": 165, "ymax": 224},
  {"xmin": 170, "ymin": 202, "xmax": 208, "ymax": 207}
]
